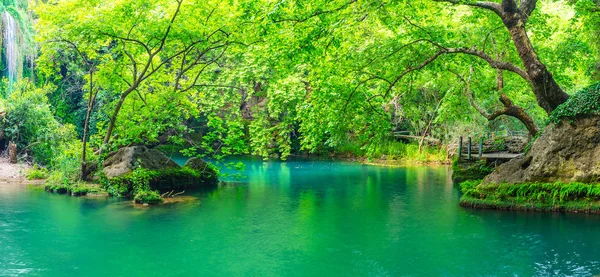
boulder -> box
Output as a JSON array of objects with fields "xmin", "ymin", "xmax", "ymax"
[
  {"xmin": 483, "ymin": 115, "xmax": 600, "ymax": 184},
  {"xmin": 184, "ymin": 157, "xmax": 219, "ymax": 184},
  {"xmin": 103, "ymin": 146, "xmax": 179, "ymax": 178},
  {"xmin": 184, "ymin": 157, "xmax": 210, "ymax": 171},
  {"xmin": 504, "ymin": 136, "xmax": 528, "ymax": 153}
]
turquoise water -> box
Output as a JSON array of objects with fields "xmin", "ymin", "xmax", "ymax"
[{"xmin": 1, "ymin": 158, "xmax": 600, "ymax": 276}]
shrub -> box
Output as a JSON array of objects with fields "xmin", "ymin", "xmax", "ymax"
[
  {"xmin": 133, "ymin": 190, "xmax": 163, "ymax": 204},
  {"xmin": 1, "ymin": 81, "xmax": 79, "ymax": 166},
  {"xmin": 26, "ymin": 164, "xmax": 48, "ymax": 180}
]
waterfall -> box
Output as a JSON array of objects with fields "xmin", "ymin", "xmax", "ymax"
[{"xmin": 2, "ymin": 11, "xmax": 23, "ymax": 86}]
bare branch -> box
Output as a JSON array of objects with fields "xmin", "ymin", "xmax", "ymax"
[{"xmin": 434, "ymin": 0, "xmax": 503, "ymax": 16}]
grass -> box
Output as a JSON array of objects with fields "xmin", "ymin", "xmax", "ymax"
[{"xmin": 460, "ymin": 180, "xmax": 600, "ymax": 213}]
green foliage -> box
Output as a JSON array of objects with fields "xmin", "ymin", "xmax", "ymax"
[
  {"xmin": 1, "ymin": 81, "xmax": 79, "ymax": 165},
  {"xmin": 133, "ymin": 190, "xmax": 163, "ymax": 205},
  {"xmin": 460, "ymin": 181, "xmax": 600, "ymax": 212},
  {"xmin": 101, "ymin": 165, "xmax": 218, "ymax": 204},
  {"xmin": 23, "ymin": 0, "xmax": 600, "ymax": 174},
  {"xmin": 44, "ymin": 179, "xmax": 101, "ymax": 196},
  {"xmin": 549, "ymin": 82, "xmax": 600, "ymax": 124},
  {"xmin": 452, "ymin": 160, "xmax": 495, "ymax": 183},
  {"xmin": 26, "ymin": 164, "xmax": 48, "ymax": 180},
  {"xmin": 336, "ymin": 140, "xmax": 448, "ymax": 164}
]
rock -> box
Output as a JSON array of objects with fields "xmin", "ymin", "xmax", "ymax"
[
  {"xmin": 103, "ymin": 146, "xmax": 179, "ymax": 178},
  {"xmin": 183, "ymin": 157, "xmax": 219, "ymax": 184},
  {"xmin": 483, "ymin": 115, "xmax": 600, "ymax": 184},
  {"xmin": 505, "ymin": 136, "xmax": 528, "ymax": 153},
  {"xmin": 184, "ymin": 157, "xmax": 210, "ymax": 171}
]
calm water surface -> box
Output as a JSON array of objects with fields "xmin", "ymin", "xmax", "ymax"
[{"xmin": 1, "ymin": 158, "xmax": 599, "ymax": 276}]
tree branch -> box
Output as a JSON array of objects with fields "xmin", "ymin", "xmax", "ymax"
[
  {"xmin": 520, "ymin": 0, "xmax": 538, "ymax": 23},
  {"xmin": 434, "ymin": 0, "xmax": 503, "ymax": 16},
  {"xmin": 444, "ymin": 47, "xmax": 529, "ymax": 80}
]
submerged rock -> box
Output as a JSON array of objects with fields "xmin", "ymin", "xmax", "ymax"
[
  {"xmin": 103, "ymin": 146, "xmax": 179, "ymax": 178},
  {"xmin": 483, "ymin": 115, "xmax": 600, "ymax": 184}
]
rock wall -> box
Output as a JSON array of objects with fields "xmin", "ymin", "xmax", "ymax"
[{"xmin": 483, "ymin": 115, "xmax": 600, "ymax": 184}]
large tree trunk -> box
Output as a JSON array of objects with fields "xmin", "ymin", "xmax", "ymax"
[{"xmin": 500, "ymin": 0, "xmax": 569, "ymax": 114}]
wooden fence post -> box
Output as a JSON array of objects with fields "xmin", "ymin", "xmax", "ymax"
[
  {"xmin": 458, "ymin": 136, "xmax": 463, "ymax": 161},
  {"xmin": 479, "ymin": 137, "xmax": 483, "ymax": 158},
  {"xmin": 467, "ymin": 137, "xmax": 472, "ymax": 161}
]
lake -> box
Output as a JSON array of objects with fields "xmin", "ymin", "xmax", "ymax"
[{"xmin": 1, "ymin": 158, "xmax": 599, "ymax": 276}]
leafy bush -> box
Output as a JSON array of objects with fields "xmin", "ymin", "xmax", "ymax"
[
  {"xmin": 26, "ymin": 164, "xmax": 48, "ymax": 180},
  {"xmin": 550, "ymin": 82, "xmax": 600, "ymax": 124},
  {"xmin": 1, "ymin": 81, "xmax": 82, "ymax": 171},
  {"xmin": 45, "ymin": 178, "xmax": 102, "ymax": 196},
  {"xmin": 133, "ymin": 190, "xmax": 163, "ymax": 204}
]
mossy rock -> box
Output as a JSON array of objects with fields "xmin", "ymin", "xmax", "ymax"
[
  {"xmin": 451, "ymin": 160, "xmax": 494, "ymax": 183},
  {"xmin": 549, "ymin": 82, "xmax": 600, "ymax": 124},
  {"xmin": 102, "ymin": 166, "xmax": 219, "ymax": 197},
  {"xmin": 459, "ymin": 180, "xmax": 600, "ymax": 213},
  {"xmin": 45, "ymin": 184, "xmax": 69, "ymax": 194},
  {"xmin": 45, "ymin": 183, "xmax": 104, "ymax": 196},
  {"xmin": 148, "ymin": 167, "xmax": 218, "ymax": 192}
]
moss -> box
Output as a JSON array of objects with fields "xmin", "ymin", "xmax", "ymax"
[
  {"xmin": 102, "ymin": 167, "xmax": 218, "ymax": 197},
  {"xmin": 133, "ymin": 190, "xmax": 163, "ymax": 204},
  {"xmin": 45, "ymin": 182, "xmax": 104, "ymax": 196},
  {"xmin": 460, "ymin": 181, "xmax": 600, "ymax": 213},
  {"xmin": 451, "ymin": 160, "xmax": 494, "ymax": 183},
  {"xmin": 69, "ymin": 184, "xmax": 91, "ymax": 196},
  {"xmin": 550, "ymin": 82, "xmax": 600, "ymax": 125},
  {"xmin": 45, "ymin": 183, "xmax": 69, "ymax": 194}
]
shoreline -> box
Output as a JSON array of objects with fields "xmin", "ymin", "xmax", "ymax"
[{"xmin": 460, "ymin": 196, "xmax": 600, "ymax": 214}]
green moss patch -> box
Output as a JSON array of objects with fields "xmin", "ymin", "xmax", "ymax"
[
  {"xmin": 550, "ymin": 82, "xmax": 600, "ymax": 124},
  {"xmin": 45, "ymin": 182, "xmax": 105, "ymax": 196},
  {"xmin": 451, "ymin": 160, "xmax": 494, "ymax": 183},
  {"xmin": 103, "ymin": 167, "xmax": 218, "ymax": 196},
  {"xmin": 101, "ymin": 166, "xmax": 218, "ymax": 205},
  {"xmin": 460, "ymin": 180, "xmax": 600, "ymax": 213},
  {"xmin": 133, "ymin": 190, "xmax": 163, "ymax": 205}
]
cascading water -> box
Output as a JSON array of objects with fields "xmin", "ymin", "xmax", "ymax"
[{"xmin": 2, "ymin": 11, "xmax": 23, "ymax": 86}]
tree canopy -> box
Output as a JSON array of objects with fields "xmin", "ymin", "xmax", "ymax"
[{"xmin": 0, "ymin": 0, "xmax": 598, "ymax": 176}]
